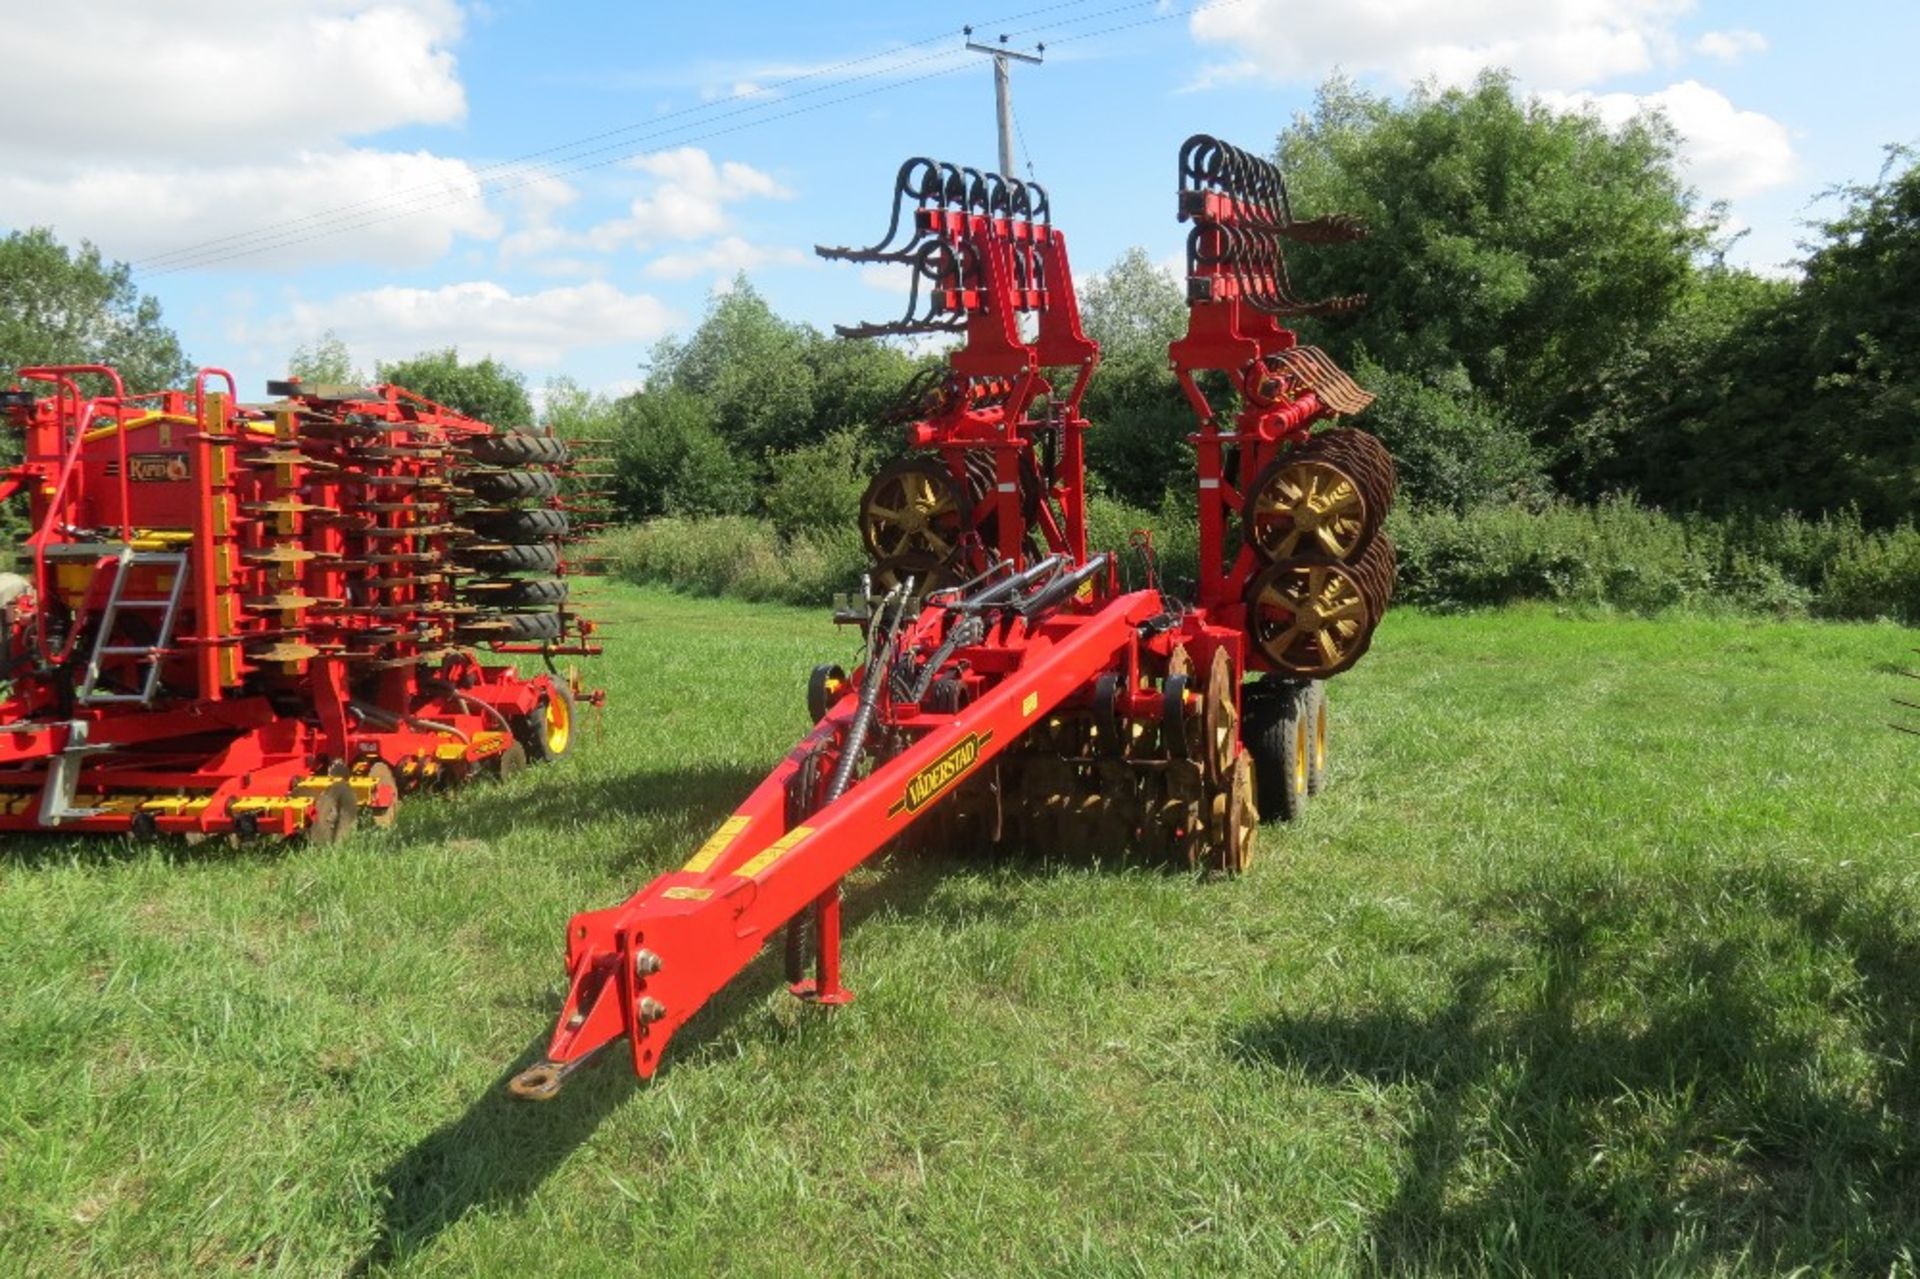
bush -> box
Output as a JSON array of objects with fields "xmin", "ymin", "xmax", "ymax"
[
  {"xmin": 763, "ymin": 428, "xmax": 872, "ymax": 538},
  {"xmin": 586, "ymin": 518, "xmax": 864, "ymax": 607},
  {"xmin": 586, "ymin": 500, "xmax": 1920, "ymax": 624}
]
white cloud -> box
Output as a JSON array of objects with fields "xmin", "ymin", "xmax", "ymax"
[
  {"xmin": 590, "ymin": 148, "xmax": 791, "ymax": 246},
  {"xmin": 4, "ymin": 149, "xmax": 497, "ymax": 273},
  {"xmin": 1694, "ymin": 28, "xmax": 1767, "ymax": 62},
  {"xmin": 1189, "ymin": 0, "xmax": 1692, "ymax": 90},
  {"xmin": 1, "ymin": 1, "xmax": 466, "ymax": 171},
  {"xmin": 1538, "ymin": 80, "xmax": 1796, "ymax": 199},
  {"xmin": 858, "ymin": 264, "xmax": 914, "ymax": 296},
  {"xmin": 0, "ymin": 1, "xmax": 496, "ymax": 272},
  {"xmin": 255, "ymin": 280, "xmax": 678, "ymax": 369},
  {"xmin": 643, "ymin": 237, "xmax": 806, "ymax": 280}
]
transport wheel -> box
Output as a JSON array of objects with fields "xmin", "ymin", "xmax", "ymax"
[
  {"xmin": 466, "ymin": 468, "xmax": 562, "ymax": 501},
  {"xmin": 465, "ymin": 507, "xmax": 570, "ymax": 540},
  {"xmin": 1201, "ymin": 648, "xmax": 1237, "ymax": 785},
  {"xmin": 306, "ymin": 781, "xmax": 360, "ymax": 846},
  {"xmin": 1245, "ymin": 678, "xmax": 1310, "ymax": 823},
  {"xmin": 465, "ymin": 431, "xmax": 570, "ymax": 466},
  {"xmin": 522, "ymin": 685, "xmax": 576, "ymax": 762},
  {"xmin": 457, "ymin": 542, "xmax": 560, "ymax": 574},
  {"xmin": 1306, "ymin": 682, "xmax": 1330, "ymax": 796},
  {"xmin": 808, "ymin": 664, "xmax": 847, "ymax": 722}
]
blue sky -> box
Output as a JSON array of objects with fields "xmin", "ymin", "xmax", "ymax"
[{"xmin": 5, "ymin": 0, "xmax": 1914, "ymax": 412}]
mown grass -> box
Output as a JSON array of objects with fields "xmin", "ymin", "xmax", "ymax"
[{"xmin": 0, "ymin": 584, "xmax": 1914, "ymax": 1276}]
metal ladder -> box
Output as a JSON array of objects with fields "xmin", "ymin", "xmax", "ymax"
[{"xmin": 74, "ymin": 546, "xmax": 190, "ymax": 706}]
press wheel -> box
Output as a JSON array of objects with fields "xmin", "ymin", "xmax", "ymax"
[
  {"xmin": 1244, "ymin": 454, "xmax": 1376, "ymax": 562},
  {"xmin": 859, "ymin": 457, "xmax": 968, "ymax": 573},
  {"xmin": 1245, "ymin": 557, "xmax": 1378, "ymax": 678}
]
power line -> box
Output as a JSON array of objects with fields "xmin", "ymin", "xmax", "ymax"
[
  {"xmin": 131, "ymin": 0, "xmax": 1121, "ymax": 272},
  {"xmin": 136, "ymin": 0, "xmax": 1239, "ymax": 277}
]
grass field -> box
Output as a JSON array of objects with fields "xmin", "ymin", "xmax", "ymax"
[{"xmin": 1, "ymin": 584, "xmax": 1914, "ymax": 1277}]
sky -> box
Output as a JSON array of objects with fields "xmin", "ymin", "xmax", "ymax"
[{"xmin": 4, "ymin": 0, "xmax": 1914, "ymax": 411}]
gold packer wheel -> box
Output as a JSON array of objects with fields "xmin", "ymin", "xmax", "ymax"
[
  {"xmin": 859, "ymin": 457, "xmax": 968, "ymax": 574},
  {"xmin": 1245, "ymin": 557, "xmax": 1379, "ymax": 678},
  {"xmin": 1244, "ymin": 456, "xmax": 1374, "ymax": 561}
]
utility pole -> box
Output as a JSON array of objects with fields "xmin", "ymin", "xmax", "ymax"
[{"xmin": 964, "ymin": 28, "xmax": 1043, "ymax": 177}]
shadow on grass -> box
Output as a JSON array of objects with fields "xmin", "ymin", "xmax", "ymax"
[
  {"xmin": 1228, "ymin": 864, "xmax": 1920, "ymax": 1276},
  {"xmin": 353, "ymin": 832, "xmax": 950, "ymax": 1273},
  {"xmin": 383, "ymin": 758, "xmax": 767, "ymax": 853}
]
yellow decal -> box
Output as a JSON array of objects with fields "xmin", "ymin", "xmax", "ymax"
[
  {"xmin": 682, "ymin": 815, "xmax": 750, "ymax": 873},
  {"xmin": 1075, "ymin": 578, "xmax": 1094, "ymax": 602},
  {"xmin": 887, "ymin": 731, "xmax": 995, "ymax": 817},
  {"xmin": 663, "ymin": 886, "xmax": 713, "ymax": 901},
  {"xmin": 1021, "ymin": 692, "xmax": 1039, "ymax": 718},
  {"xmin": 734, "ymin": 825, "xmax": 814, "ymax": 880}
]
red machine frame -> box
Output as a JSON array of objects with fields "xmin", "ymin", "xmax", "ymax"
[
  {"xmin": 512, "ymin": 140, "xmax": 1388, "ymax": 1098},
  {"xmin": 0, "ymin": 365, "xmax": 599, "ymax": 839}
]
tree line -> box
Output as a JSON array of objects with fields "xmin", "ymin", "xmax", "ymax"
[{"xmin": 4, "ymin": 73, "xmax": 1914, "ymax": 535}]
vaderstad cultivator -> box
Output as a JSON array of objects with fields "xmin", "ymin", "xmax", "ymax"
[
  {"xmin": 0, "ymin": 367, "xmax": 600, "ymax": 841},
  {"xmin": 509, "ymin": 134, "xmax": 1397, "ymax": 1098}
]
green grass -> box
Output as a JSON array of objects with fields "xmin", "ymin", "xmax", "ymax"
[{"xmin": 1, "ymin": 585, "xmax": 1914, "ymax": 1276}]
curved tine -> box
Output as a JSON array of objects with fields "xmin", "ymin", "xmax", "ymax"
[
  {"xmin": 1197, "ymin": 137, "xmax": 1228, "ymax": 193},
  {"xmin": 1185, "ymin": 223, "xmax": 1210, "ymax": 277},
  {"xmin": 984, "ymin": 171, "xmax": 1012, "ymax": 219},
  {"xmin": 1028, "ymin": 181, "xmax": 1050, "ymax": 226},
  {"xmin": 960, "ymin": 167, "xmax": 992, "ymax": 215},
  {"xmin": 819, "ymin": 156, "xmax": 934, "ymax": 256},
  {"xmin": 1178, "ymin": 133, "xmax": 1216, "ymax": 190},
  {"xmin": 1006, "ymin": 176, "xmax": 1032, "ymax": 223},
  {"xmin": 934, "ymin": 161, "xmax": 968, "ymax": 211}
]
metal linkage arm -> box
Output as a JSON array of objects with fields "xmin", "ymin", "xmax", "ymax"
[{"xmin": 510, "ymin": 588, "xmax": 1160, "ymax": 1097}]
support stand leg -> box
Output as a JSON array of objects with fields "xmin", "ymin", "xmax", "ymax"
[{"xmin": 789, "ymin": 880, "xmax": 854, "ymax": 1006}]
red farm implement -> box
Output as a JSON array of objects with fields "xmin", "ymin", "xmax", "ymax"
[
  {"xmin": 0, "ymin": 367, "xmax": 600, "ymax": 841},
  {"xmin": 509, "ymin": 136, "xmax": 1398, "ymax": 1099}
]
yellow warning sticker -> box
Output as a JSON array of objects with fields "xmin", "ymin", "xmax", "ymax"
[
  {"xmin": 682, "ymin": 815, "xmax": 750, "ymax": 873},
  {"xmin": 662, "ymin": 886, "xmax": 713, "ymax": 901},
  {"xmin": 734, "ymin": 825, "xmax": 814, "ymax": 880},
  {"xmin": 1021, "ymin": 692, "xmax": 1039, "ymax": 718}
]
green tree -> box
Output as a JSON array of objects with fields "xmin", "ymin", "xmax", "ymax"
[
  {"xmin": 0, "ymin": 228, "xmax": 190, "ymax": 393},
  {"xmin": 377, "ymin": 348, "xmax": 533, "ymax": 426},
  {"xmin": 1276, "ymin": 74, "xmax": 1705, "ymax": 486},
  {"xmin": 1078, "ymin": 248, "xmax": 1195, "ymax": 506},
  {"xmin": 1595, "ymin": 149, "xmax": 1920, "ymax": 524},
  {"xmin": 285, "ymin": 330, "xmax": 361, "ymax": 386},
  {"xmin": 609, "ymin": 387, "xmax": 750, "ymax": 519},
  {"xmin": 649, "ymin": 278, "xmax": 817, "ymax": 458}
]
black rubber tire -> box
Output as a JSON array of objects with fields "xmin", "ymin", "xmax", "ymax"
[
  {"xmin": 1305, "ymin": 682, "xmax": 1330, "ymax": 796},
  {"xmin": 464, "ymin": 507, "xmax": 570, "ymax": 540},
  {"xmin": 1244, "ymin": 678, "xmax": 1311, "ymax": 823},
  {"xmin": 468, "ymin": 469, "xmax": 562, "ymax": 501},
  {"xmin": 462, "ymin": 577, "xmax": 569, "ymax": 607},
  {"xmin": 466, "ymin": 431, "xmax": 570, "ymax": 466},
  {"xmin": 807, "ymin": 664, "xmax": 846, "ymax": 723},
  {"xmin": 457, "ymin": 542, "xmax": 559, "ymax": 574},
  {"xmin": 459, "ymin": 610, "xmax": 563, "ymax": 643}
]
